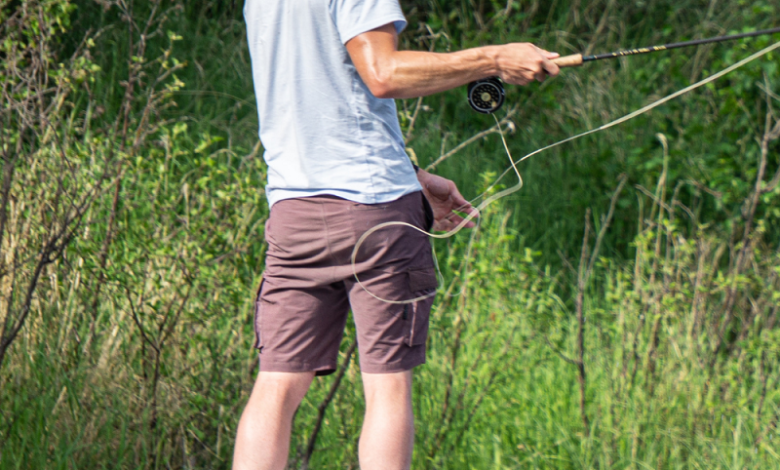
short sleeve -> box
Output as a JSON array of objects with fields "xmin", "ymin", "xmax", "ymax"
[{"xmin": 329, "ymin": 0, "xmax": 407, "ymax": 44}]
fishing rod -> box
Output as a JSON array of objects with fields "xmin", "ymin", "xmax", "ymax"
[{"xmin": 467, "ymin": 26, "xmax": 780, "ymax": 114}]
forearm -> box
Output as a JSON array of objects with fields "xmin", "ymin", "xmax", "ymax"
[
  {"xmin": 370, "ymin": 47, "xmax": 500, "ymax": 99},
  {"xmin": 347, "ymin": 24, "xmax": 558, "ymax": 100}
]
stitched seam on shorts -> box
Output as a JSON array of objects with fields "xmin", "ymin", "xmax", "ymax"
[
  {"xmin": 319, "ymin": 203, "xmax": 340, "ymax": 283},
  {"xmin": 360, "ymin": 355, "xmax": 426, "ymax": 373}
]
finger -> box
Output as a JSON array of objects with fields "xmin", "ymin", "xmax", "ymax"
[
  {"xmin": 450, "ymin": 191, "xmax": 479, "ymax": 219},
  {"xmin": 542, "ymin": 57, "xmax": 560, "ymax": 77},
  {"xmin": 454, "ymin": 204, "xmax": 480, "ymax": 223},
  {"xmin": 452, "ymin": 214, "xmax": 475, "ymax": 229},
  {"xmin": 511, "ymin": 77, "xmax": 532, "ymax": 87},
  {"xmin": 451, "ymin": 183, "xmax": 479, "ymax": 216},
  {"xmin": 505, "ymin": 74, "xmax": 531, "ymax": 87},
  {"xmin": 440, "ymin": 214, "xmax": 474, "ymax": 232}
]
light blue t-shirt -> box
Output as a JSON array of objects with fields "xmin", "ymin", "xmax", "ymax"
[{"xmin": 244, "ymin": 0, "xmax": 421, "ymax": 207}]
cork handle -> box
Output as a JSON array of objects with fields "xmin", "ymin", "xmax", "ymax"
[{"xmin": 552, "ymin": 54, "xmax": 584, "ymax": 68}]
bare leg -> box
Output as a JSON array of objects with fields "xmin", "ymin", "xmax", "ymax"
[
  {"xmin": 359, "ymin": 370, "xmax": 415, "ymax": 470},
  {"xmin": 232, "ymin": 371, "xmax": 314, "ymax": 470}
]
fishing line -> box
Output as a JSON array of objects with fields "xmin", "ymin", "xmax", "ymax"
[
  {"xmin": 351, "ymin": 40, "xmax": 780, "ymax": 305},
  {"xmin": 350, "ymin": 113, "xmax": 518, "ymax": 305},
  {"xmin": 474, "ymin": 40, "xmax": 780, "ymax": 202}
]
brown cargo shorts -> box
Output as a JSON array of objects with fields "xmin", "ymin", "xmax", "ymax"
[{"xmin": 254, "ymin": 191, "xmax": 438, "ymax": 375}]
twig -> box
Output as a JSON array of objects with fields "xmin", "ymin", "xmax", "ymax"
[
  {"xmin": 584, "ymin": 0, "xmax": 616, "ymax": 56},
  {"xmin": 754, "ymin": 351, "xmax": 769, "ymax": 441},
  {"xmin": 425, "ymin": 105, "xmax": 518, "ymax": 171},
  {"xmin": 685, "ymin": 179, "xmax": 723, "ymax": 199},
  {"xmin": 0, "ymin": 209, "xmax": 84, "ymax": 368},
  {"xmin": 404, "ymin": 97, "xmax": 424, "ymax": 144},
  {"xmin": 634, "ymin": 184, "xmax": 673, "ymax": 213},
  {"xmin": 436, "ymin": 323, "xmax": 521, "ymax": 465},
  {"xmin": 300, "ymin": 341, "xmax": 357, "ymax": 469},
  {"xmin": 709, "ymin": 89, "xmax": 780, "ymax": 369},
  {"xmin": 543, "ymin": 333, "xmax": 580, "ymax": 366},
  {"xmin": 755, "ymin": 352, "xmax": 780, "ymax": 446},
  {"xmin": 586, "ymin": 174, "xmax": 627, "ymax": 277},
  {"xmin": 576, "ymin": 208, "xmax": 591, "ymax": 435},
  {"xmin": 757, "ymin": 81, "xmax": 780, "ymax": 106}
]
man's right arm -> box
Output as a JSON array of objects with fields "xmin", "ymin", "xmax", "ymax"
[{"xmin": 345, "ymin": 23, "xmax": 559, "ymax": 99}]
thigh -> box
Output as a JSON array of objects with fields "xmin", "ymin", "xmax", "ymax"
[
  {"xmin": 256, "ymin": 197, "xmax": 354, "ymax": 376},
  {"xmin": 345, "ymin": 192, "xmax": 438, "ymax": 374},
  {"xmin": 256, "ymin": 277, "xmax": 350, "ymax": 376}
]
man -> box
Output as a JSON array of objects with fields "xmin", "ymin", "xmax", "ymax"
[{"xmin": 235, "ymin": 1, "xmax": 559, "ymax": 468}]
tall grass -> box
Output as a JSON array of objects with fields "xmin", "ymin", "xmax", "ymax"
[{"xmin": 1, "ymin": 0, "xmax": 780, "ymax": 468}]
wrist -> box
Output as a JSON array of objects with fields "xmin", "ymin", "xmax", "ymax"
[
  {"xmin": 481, "ymin": 45, "xmax": 502, "ymax": 77},
  {"xmin": 415, "ymin": 167, "xmax": 430, "ymax": 185},
  {"xmin": 458, "ymin": 45, "xmax": 501, "ymax": 80}
]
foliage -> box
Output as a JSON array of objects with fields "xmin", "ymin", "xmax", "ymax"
[{"xmin": 1, "ymin": 0, "xmax": 780, "ymax": 469}]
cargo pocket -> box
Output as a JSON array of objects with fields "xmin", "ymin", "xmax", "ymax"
[
  {"xmin": 405, "ymin": 267, "xmax": 438, "ymax": 346},
  {"xmin": 253, "ymin": 278, "xmax": 265, "ymax": 351}
]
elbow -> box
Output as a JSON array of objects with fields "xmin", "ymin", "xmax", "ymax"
[
  {"xmin": 364, "ymin": 67, "xmax": 398, "ymax": 99},
  {"xmin": 369, "ymin": 81, "xmax": 395, "ymax": 99},
  {"xmin": 366, "ymin": 79, "xmax": 397, "ymax": 99}
]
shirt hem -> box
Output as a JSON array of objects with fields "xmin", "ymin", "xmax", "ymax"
[{"xmin": 267, "ymin": 183, "xmax": 422, "ymax": 208}]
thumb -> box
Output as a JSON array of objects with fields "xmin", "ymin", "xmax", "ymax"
[{"xmin": 535, "ymin": 46, "xmax": 560, "ymax": 59}]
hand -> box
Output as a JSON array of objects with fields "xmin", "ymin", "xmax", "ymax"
[
  {"xmin": 494, "ymin": 43, "xmax": 560, "ymax": 85},
  {"xmin": 416, "ymin": 169, "xmax": 479, "ymax": 232}
]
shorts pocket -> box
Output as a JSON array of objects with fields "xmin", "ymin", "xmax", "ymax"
[
  {"xmin": 408, "ymin": 266, "xmax": 438, "ymax": 292},
  {"xmin": 253, "ymin": 278, "xmax": 265, "ymax": 351},
  {"xmin": 405, "ymin": 267, "xmax": 438, "ymax": 346}
]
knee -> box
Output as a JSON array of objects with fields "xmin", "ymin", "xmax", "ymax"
[
  {"xmin": 250, "ymin": 371, "xmax": 314, "ymax": 412},
  {"xmin": 362, "ymin": 371, "xmax": 413, "ymax": 408}
]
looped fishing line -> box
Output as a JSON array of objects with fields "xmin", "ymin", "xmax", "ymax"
[{"xmin": 351, "ymin": 40, "xmax": 780, "ymax": 305}]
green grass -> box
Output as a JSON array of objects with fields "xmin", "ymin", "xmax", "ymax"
[{"xmin": 1, "ymin": 0, "xmax": 780, "ymax": 468}]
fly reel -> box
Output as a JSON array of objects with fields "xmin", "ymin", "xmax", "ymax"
[{"xmin": 467, "ymin": 77, "xmax": 505, "ymax": 114}]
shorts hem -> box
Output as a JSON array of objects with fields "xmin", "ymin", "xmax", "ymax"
[
  {"xmin": 259, "ymin": 357, "xmax": 337, "ymax": 376},
  {"xmin": 359, "ymin": 350, "xmax": 427, "ymax": 374}
]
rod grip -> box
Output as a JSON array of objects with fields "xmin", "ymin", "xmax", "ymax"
[{"xmin": 552, "ymin": 53, "xmax": 584, "ymax": 68}]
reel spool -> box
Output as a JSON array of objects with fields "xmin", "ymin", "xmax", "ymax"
[{"xmin": 467, "ymin": 77, "xmax": 505, "ymax": 114}]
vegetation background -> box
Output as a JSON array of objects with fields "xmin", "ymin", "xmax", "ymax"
[{"xmin": 2, "ymin": 0, "xmax": 780, "ymax": 468}]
